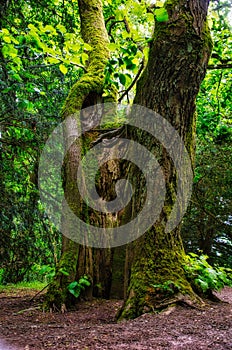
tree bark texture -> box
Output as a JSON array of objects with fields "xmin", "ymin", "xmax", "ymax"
[
  {"xmin": 118, "ymin": 0, "xmax": 212, "ymax": 319},
  {"xmin": 44, "ymin": 0, "xmax": 116, "ymax": 310}
]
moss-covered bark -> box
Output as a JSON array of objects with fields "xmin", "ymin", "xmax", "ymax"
[
  {"xmin": 118, "ymin": 0, "xmax": 212, "ymax": 320},
  {"xmin": 118, "ymin": 225, "xmax": 204, "ymax": 320},
  {"xmin": 62, "ymin": 0, "xmax": 110, "ymax": 118},
  {"xmin": 44, "ymin": 0, "xmax": 113, "ymax": 310}
]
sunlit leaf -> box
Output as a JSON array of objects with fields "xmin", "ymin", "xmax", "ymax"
[
  {"xmin": 56, "ymin": 24, "xmax": 67, "ymax": 34},
  {"xmin": 2, "ymin": 35, "xmax": 11, "ymax": 43},
  {"xmin": 154, "ymin": 8, "xmax": 169, "ymax": 22},
  {"xmin": 59, "ymin": 64, "xmax": 68, "ymax": 74}
]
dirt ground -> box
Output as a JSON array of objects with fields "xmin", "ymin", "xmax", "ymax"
[{"xmin": 0, "ymin": 287, "xmax": 231, "ymax": 350}]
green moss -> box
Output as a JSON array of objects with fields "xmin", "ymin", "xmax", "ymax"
[
  {"xmin": 61, "ymin": 0, "xmax": 111, "ymax": 120},
  {"xmin": 118, "ymin": 224, "xmax": 201, "ymax": 320},
  {"xmin": 119, "ymin": 0, "xmax": 212, "ymax": 321},
  {"xmin": 45, "ymin": 0, "xmax": 115, "ymax": 311}
]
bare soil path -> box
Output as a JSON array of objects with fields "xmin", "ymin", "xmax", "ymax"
[{"xmin": 0, "ymin": 287, "xmax": 231, "ymax": 349}]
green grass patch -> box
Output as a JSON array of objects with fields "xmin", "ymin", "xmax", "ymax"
[{"xmin": 0, "ymin": 281, "xmax": 47, "ymax": 293}]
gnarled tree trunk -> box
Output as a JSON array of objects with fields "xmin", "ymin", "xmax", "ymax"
[
  {"xmin": 118, "ymin": 0, "xmax": 212, "ymax": 320},
  {"xmin": 44, "ymin": 0, "xmax": 114, "ymax": 310}
]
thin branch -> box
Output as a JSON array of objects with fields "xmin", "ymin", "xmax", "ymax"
[
  {"xmin": 207, "ymin": 64, "xmax": 232, "ymax": 70},
  {"xmin": 19, "ymin": 52, "xmax": 87, "ymax": 71},
  {"xmin": 108, "ymin": 19, "xmax": 125, "ymax": 36},
  {"xmin": 211, "ymin": 53, "xmax": 232, "ymax": 63},
  {"xmin": 30, "ymin": 283, "xmax": 50, "ymax": 301},
  {"xmin": 105, "ymin": 16, "xmax": 115, "ymax": 26},
  {"xmin": 190, "ymin": 199, "xmax": 230, "ymax": 227},
  {"xmin": 91, "ymin": 125, "xmax": 125, "ymax": 146},
  {"xmin": 118, "ymin": 58, "xmax": 145, "ymax": 102},
  {"xmin": 46, "ymin": 53, "xmax": 87, "ymax": 72},
  {"xmin": 27, "ymin": 63, "xmax": 59, "ymax": 70},
  {"xmin": 108, "ymin": 17, "xmax": 130, "ymax": 38},
  {"xmin": 19, "ymin": 53, "xmax": 44, "ymax": 61}
]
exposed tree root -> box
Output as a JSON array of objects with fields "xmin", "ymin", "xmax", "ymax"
[
  {"xmin": 153, "ymin": 292, "xmax": 206, "ymax": 311},
  {"xmin": 117, "ymin": 289, "xmax": 207, "ymax": 321},
  {"xmin": 159, "ymin": 305, "xmax": 177, "ymax": 315}
]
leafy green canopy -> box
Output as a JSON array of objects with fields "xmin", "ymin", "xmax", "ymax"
[
  {"xmin": 0, "ymin": 0, "xmax": 231, "ymax": 283},
  {"xmin": 182, "ymin": 0, "xmax": 232, "ymax": 267},
  {"xmin": 0, "ymin": 0, "xmax": 157, "ymax": 283}
]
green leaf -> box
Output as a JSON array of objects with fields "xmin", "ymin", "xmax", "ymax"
[
  {"xmin": 124, "ymin": 57, "xmax": 136, "ymax": 70},
  {"xmin": 79, "ymin": 277, "xmax": 91, "ymax": 287},
  {"xmin": 115, "ymin": 10, "xmax": 124, "ymax": 21},
  {"xmin": 84, "ymin": 43, "xmax": 93, "ymax": 51},
  {"xmin": 44, "ymin": 25, "xmax": 57, "ymax": 34},
  {"xmin": 69, "ymin": 56, "xmax": 82, "ymax": 66},
  {"xmin": 108, "ymin": 43, "xmax": 118, "ymax": 52},
  {"xmin": 2, "ymin": 35, "xmax": 11, "ymax": 43},
  {"xmin": 59, "ymin": 64, "xmax": 68, "ymax": 75},
  {"xmin": 156, "ymin": 1, "xmax": 165, "ymax": 7},
  {"xmin": 28, "ymin": 23, "xmax": 38, "ymax": 32},
  {"xmin": 218, "ymin": 271, "xmax": 229, "ymax": 283},
  {"xmin": 189, "ymin": 252, "xmax": 198, "ymax": 257},
  {"xmin": 81, "ymin": 52, "xmax": 89, "ymax": 64},
  {"xmin": 56, "ymin": 24, "xmax": 67, "ymax": 34},
  {"xmin": 12, "ymin": 73, "xmax": 22, "ymax": 81},
  {"xmin": 154, "ymin": 8, "xmax": 169, "ymax": 22},
  {"xmin": 59, "ymin": 268, "xmax": 69, "ymax": 276},
  {"xmin": 196, "ymin": 278, "xmax": 209, "ymax": 292},
  {"xmin": 119, "ymin": 73, "xmax": 126, "ymax": 86},
  {"xmin": 2, "ymin": 28, "xmax": 10, "ymax": 34},
  {"xmin": 67, "ymin": 281, "xmax": 82, "ymax": 298},
  {"xmin": 69, "ymin": 289, "xmax": 80, "ymax": 298},
  {"xmin": 68, "ymin": 281, "xmax": 78, "ymax": 289},
  {"xmin": 2, "ymin": 44, "xmax": 18, "ymax": 58},
  {"xmin": 122, "ymin": 30, "xmax": 130, "ymax": 40},
  {"xmin": 47, "ymin": 56, "xmax": 60, "ymax": 64},
  {"xmin": 2, "ymin": 88, "xmax": 12, "ymax": 94}
]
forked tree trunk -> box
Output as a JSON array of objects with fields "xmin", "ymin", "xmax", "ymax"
[
  {"xmin": 118, "ymin": 0, "xmax": 212, "ymax": 320},
  {"xmin": 45, "ymin": 0, "xmax": 212, "ymax": 314}
]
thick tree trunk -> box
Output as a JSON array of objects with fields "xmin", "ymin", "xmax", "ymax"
[
  {"xmin": 44, "ymin": 0, "xmax": 115, "ymax": 310},
  {"xmin": 118, "ymin": 0, "xmax": 212, "ymax": 320},
  {"xmin": 93, "ymin": 247, "xmax": 114, "ymax": 298}
]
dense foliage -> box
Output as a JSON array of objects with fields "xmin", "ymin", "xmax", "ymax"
[
  {"xmin": 0, "ymin": 0, "xmax": 231, "ymax": 284},
  {"xmin": 182, "ymin": 2, "xmax": 232, "ymax": 267}
]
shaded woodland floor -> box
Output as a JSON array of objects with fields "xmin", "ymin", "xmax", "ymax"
[{"xmin": 0, "ymin": 287, "xmax": 231, "ymax": 350}]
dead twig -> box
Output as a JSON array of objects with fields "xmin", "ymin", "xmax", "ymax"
[{"xmin": 30, "ymin": 283, "xmax": 50, "ymax": 302}]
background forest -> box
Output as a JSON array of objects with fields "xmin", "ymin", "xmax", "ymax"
[{"xmin": 0, "ymin": 0, "xmax": 231, "ymax": 290}]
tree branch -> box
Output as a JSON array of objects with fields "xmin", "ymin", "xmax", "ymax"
[
  {"xmin": 207, "ymin": 64, "xmax": 232, "ymax": 70},
  {"xmin": 190, "ymin": 199, "xmax": 230, "ymax": 227},
  {"xmin": 118, "ymin": 58, "xmax": 145, "ymax": 102}
]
